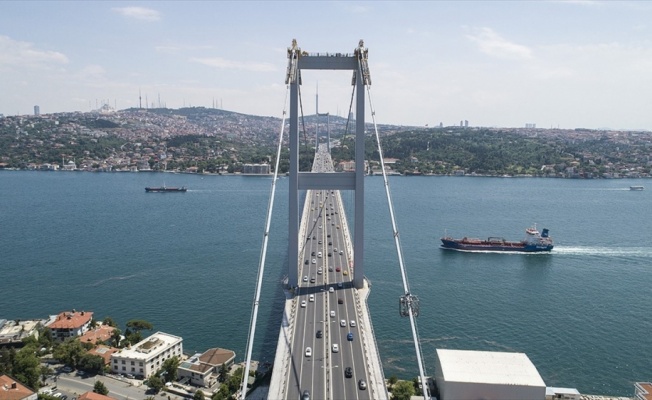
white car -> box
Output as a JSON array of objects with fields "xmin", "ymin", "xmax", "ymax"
[
  {"xmin": 301, "ymin": 300, "xmax": 306, "ymax": 308},
  {"xmin": 340, "ymin": 319, "xmax": 346, "ymax": 327},
  {"xmin": 339, "ymin": 250, "xmax": 343, "ymax": 255},
  {"xmin": 350, "ymin": 320, "xmax": 356, "ymax": 327},
  {"xmin": 332, "ymin": 343, "xmax": 339, "ymax": 353},
  {"xmin": 330, "ymin": 310, "xmax": 335, "ymax": 317},
  {"xmin": 312, "ymin": 259, "xmax": 316, "ymax": 264},
  {"xmin": 309, "ymin": 294, "xmax": 315, "ymax": 302},
  {"xmin": 329, "ymin": 287, "xmax": 334, "ymax": 293},
  {"xmin": 303, "ymin": 276, "xmax": 308, "ymax": 282},
  {"xmin": 305, "ymin": 347, "xmax": 312, "ymax": 357}
]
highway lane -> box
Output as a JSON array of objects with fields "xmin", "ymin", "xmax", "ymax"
[{"xmin": 286, "ymin": 148, "xmax": 371, "ymax": 399}]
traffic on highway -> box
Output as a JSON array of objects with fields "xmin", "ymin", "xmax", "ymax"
[{"xmin": 286, "ymin": 149, "xmax": 371, "ymax": 399}]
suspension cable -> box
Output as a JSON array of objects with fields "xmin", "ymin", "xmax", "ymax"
[
  {"xmin": 364, "ymin": 83, "xmax": 431, "ymax": 399},
  {"xmin": 344, "ymin": 83, "xmax": 356, "ymax": 137},
  {"xmin": 240, "ymin": 84, "xmax": 290, "ymax": 400}
]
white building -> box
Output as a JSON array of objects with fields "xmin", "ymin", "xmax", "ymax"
[
  {"xmin": 110, "ymin": 332, "xmax": 183, "ymax": 379},
  {"xmin": 435, "ymin": 349, "xmax": 546, "ymax": 400}
]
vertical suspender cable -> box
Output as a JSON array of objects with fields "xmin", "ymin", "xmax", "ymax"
[
  {"xmin": 240, "ymin": 85, "xmax": 290, "ymax": 400},
  {"xmin": 365, "ymin": 83, "xmax": 430, "ymax": 399}
]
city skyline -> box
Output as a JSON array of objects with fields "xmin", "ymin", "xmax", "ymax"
[{"xmin": 2, "ymin": 1, "xmax": 652, "ymax": 130}]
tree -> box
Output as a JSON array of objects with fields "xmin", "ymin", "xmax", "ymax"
[
  {"xmin": 13, "ymin": 345, "xmax": 41, "ymax": 390},
  {"xmin": 391, "ymin": 380, "xmax": 415, "ymax": 400},
  {"xmin": 93, "ymin": 380, "xmax": 109, "ymax": 395},
  {"xmin": 161, "ymin": 356, "xmax": 180, "ymax": 382},
  {"xmin": 146, "ymin": 375, "xmax": 164, "ymax": 393},
  {"xmin": 52, "ymin": 338, "xmax": 84, "ymax": 367},
  {"xmin": 218, "ymin": 363, "xmax": 228, "ymax": 383},
  {"xmin": 102, "ymin": 317, "xmax": 117, "ymax": 327},
  {"xmin": 193, "ymin": 391, "xmax": 205, "ymax": 400},
  {"xmin": 110, "ymin": 328, "xmax": 122, "ymax": 348},
  {"xmin": 126, "ymin": 319, "xmax": 154, "ymax": 332},
  {"xmin": 40, "ymin": 365, "xmax": 53, "ymax": 386},
  {"xmin": 77, "ymin": 353, "xmax": 104, "ymax": 373}
]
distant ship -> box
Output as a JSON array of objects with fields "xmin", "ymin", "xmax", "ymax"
[
  {"xmin": 440, "ymin": 225, "xmax": 553, "ymax": 253},
  {"xmin": 630, "ymin": 186, "xmax": 644, "ymax": 191},
  {"xmin": 145, "ymin": 186, "xmax": 187, "ymax": 193}
]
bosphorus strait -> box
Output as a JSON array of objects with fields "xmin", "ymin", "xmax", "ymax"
[{"xmin": 1, "ymin": 171, "xmax": 650, "ymax": 397}]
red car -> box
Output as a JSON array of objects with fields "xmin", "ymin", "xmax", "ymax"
[{"xmin": 336, "ymin": 267, "xmax": 341, "ymax": 272}]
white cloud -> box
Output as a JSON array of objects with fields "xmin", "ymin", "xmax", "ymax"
[
  {"xmin": 466, "ymin": 27, "xmax": 533, "ymax": 60},
  {"xmin": 0, "ymin": 35, "xmax": 68, "ymax": 68},
  {"xmin": 190, "ymin": 57, "xmax": 277, "ymax": 72},
  {"xmin": 112, "ymin": 6, "xmax": 161, "ymax": 21}
]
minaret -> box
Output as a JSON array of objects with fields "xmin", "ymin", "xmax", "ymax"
[{"xmin": 139, "ymin": 89, "xmax": 142, "ymax": 109}]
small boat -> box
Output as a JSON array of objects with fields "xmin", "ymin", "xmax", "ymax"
[
  {"xmin": 630, "ymin": 186, "xmax": 644, "ymax": 191},
  {"xmin": 145, "ymin": 186, "xmax": 187, "ymax": 192},
  {"xmin": 440, "ymin": 224, "xmax": 553, "ymax": 253}
]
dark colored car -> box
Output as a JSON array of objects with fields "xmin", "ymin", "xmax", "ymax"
[
  {"xmin": 347, "ymin": 332, "xmax": 354, "ymax": 341},
  {"xmin": 305, "ymin": 259, "xmax": 309, "ymax": 265},
  {"xmin": 345, "ymin": 367, "xmax": 353, "ymax": 378},
  {"xmin": 338, "ymin": 298, "xmax": 344, "ymax": 304},
  {"xmin": 316, "ymin": 330, "xmax": 323, "ymax": 338}
]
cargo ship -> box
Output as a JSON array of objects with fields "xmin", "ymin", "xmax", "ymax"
[
  {"xmin": 145, "ymin": 186, "xmax": 187, "ymax": 193},
  {"xmin": 440, "ymin": 225, "xmax": 553, "ymax": 253}
]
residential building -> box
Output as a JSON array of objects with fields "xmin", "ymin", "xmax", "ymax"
[
  {"xmin": 635, "ymin": 382, "xmax": 652, "ymax": 400},
  {"xmin": 0, "ymin": 375, "xmax": 37, "ymax": 400},
  {"xmin": 77, "ymin": 392, "xmax": 117, "ymax": 400},
  {"xmin": 110, "ymin": 332, "xmax": 182, "ymax": 379},
  {"xmin": 79, "ymin": 324, "xmax": 115, "ymax": 345},
  {"xmin": 88, "ymin": 345, "xmax": 119, "ymax": 367},
  {"xmin": 0, "ymin": 320, "xmax": 41, "ymax": 347},
  {"xmin": 46, "ymin": 310, "xmax": 93, "ymax": 341},
  {"xmin": 177, "ymin": 348, "xmax": 236, "ymax": 387}
]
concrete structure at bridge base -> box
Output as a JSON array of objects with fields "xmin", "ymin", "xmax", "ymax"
[{"xmin": 434, "ymin": 349, "xmax": 546, "ymax": 400}]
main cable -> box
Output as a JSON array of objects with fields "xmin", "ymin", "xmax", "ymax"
[
  {"xmin": 240, "ymin": 83, "xmax": 290, "ymax": 400},
  {"xmin": 365, "ymin": 82, "xmax": 431, "ymax": 399}
]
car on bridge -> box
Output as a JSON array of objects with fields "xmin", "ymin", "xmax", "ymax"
[
  {"xmin": 305, "ymin": 347, "xmax": 312, "ymax": 357},
  {"xmin": 302, "ymin": 390, "xmax": 310, "ymax": 400},
  {"xmin": 347, "ymin": 332, "xmax": 354, "ymax": 341},
  {"xmin": 340, "ymin": 320, "xmax": 346, "ymax": 327},
  {"xmin": 345, "ymin": 367, "xmax": 353, "ymax": 378},
  {"xmin": 358, "ymin": 379, "xmax": 367, "ymax": 390},
  {"xmin": 303, "ymin": 276, "xmax": 308, "ymax": 282},
  {"xmin": 301, "ymin": 300, "xmax": 306, "ymax": 308},
  {"xmin": 316, "ymin": 330, "xmax": 322, "ymax": 338},
  {"xmin": 332, "ymin": 343, "xmax": 339, "ymax": 353}
]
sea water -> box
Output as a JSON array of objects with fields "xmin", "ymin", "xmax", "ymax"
[{"xmin": 1, "ymin": 172, "xmax": 650, "ymax": 396}]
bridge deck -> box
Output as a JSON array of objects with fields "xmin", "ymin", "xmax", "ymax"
[{"xmin": 268, "ymin": 151, "xmax": 387, "ymax": 399}]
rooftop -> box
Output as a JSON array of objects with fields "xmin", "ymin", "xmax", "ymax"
[
  {"xmin": 436, "ymin": 349, "xmax": 545, "ymax": 387},
  {"xmin": 0, "ymin": 375, "xmax": 35, "ymax": 400},
  {"xmin": 47, "ymin": 310, "xmax": 93, "ymax": 330}
]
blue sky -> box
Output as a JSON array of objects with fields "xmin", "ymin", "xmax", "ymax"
[{"xmin": 2, "ymin": 1, "xmax": 651, "ymax": 130}]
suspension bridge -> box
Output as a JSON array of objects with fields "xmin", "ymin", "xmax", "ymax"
[{"xmin": 240, "ymin": 40, "xmax": 430, "ymax": 400}]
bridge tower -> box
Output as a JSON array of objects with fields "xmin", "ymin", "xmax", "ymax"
[{"xmin": 287, "ymin": 39, "xmax": 370, "ymax": 289}]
